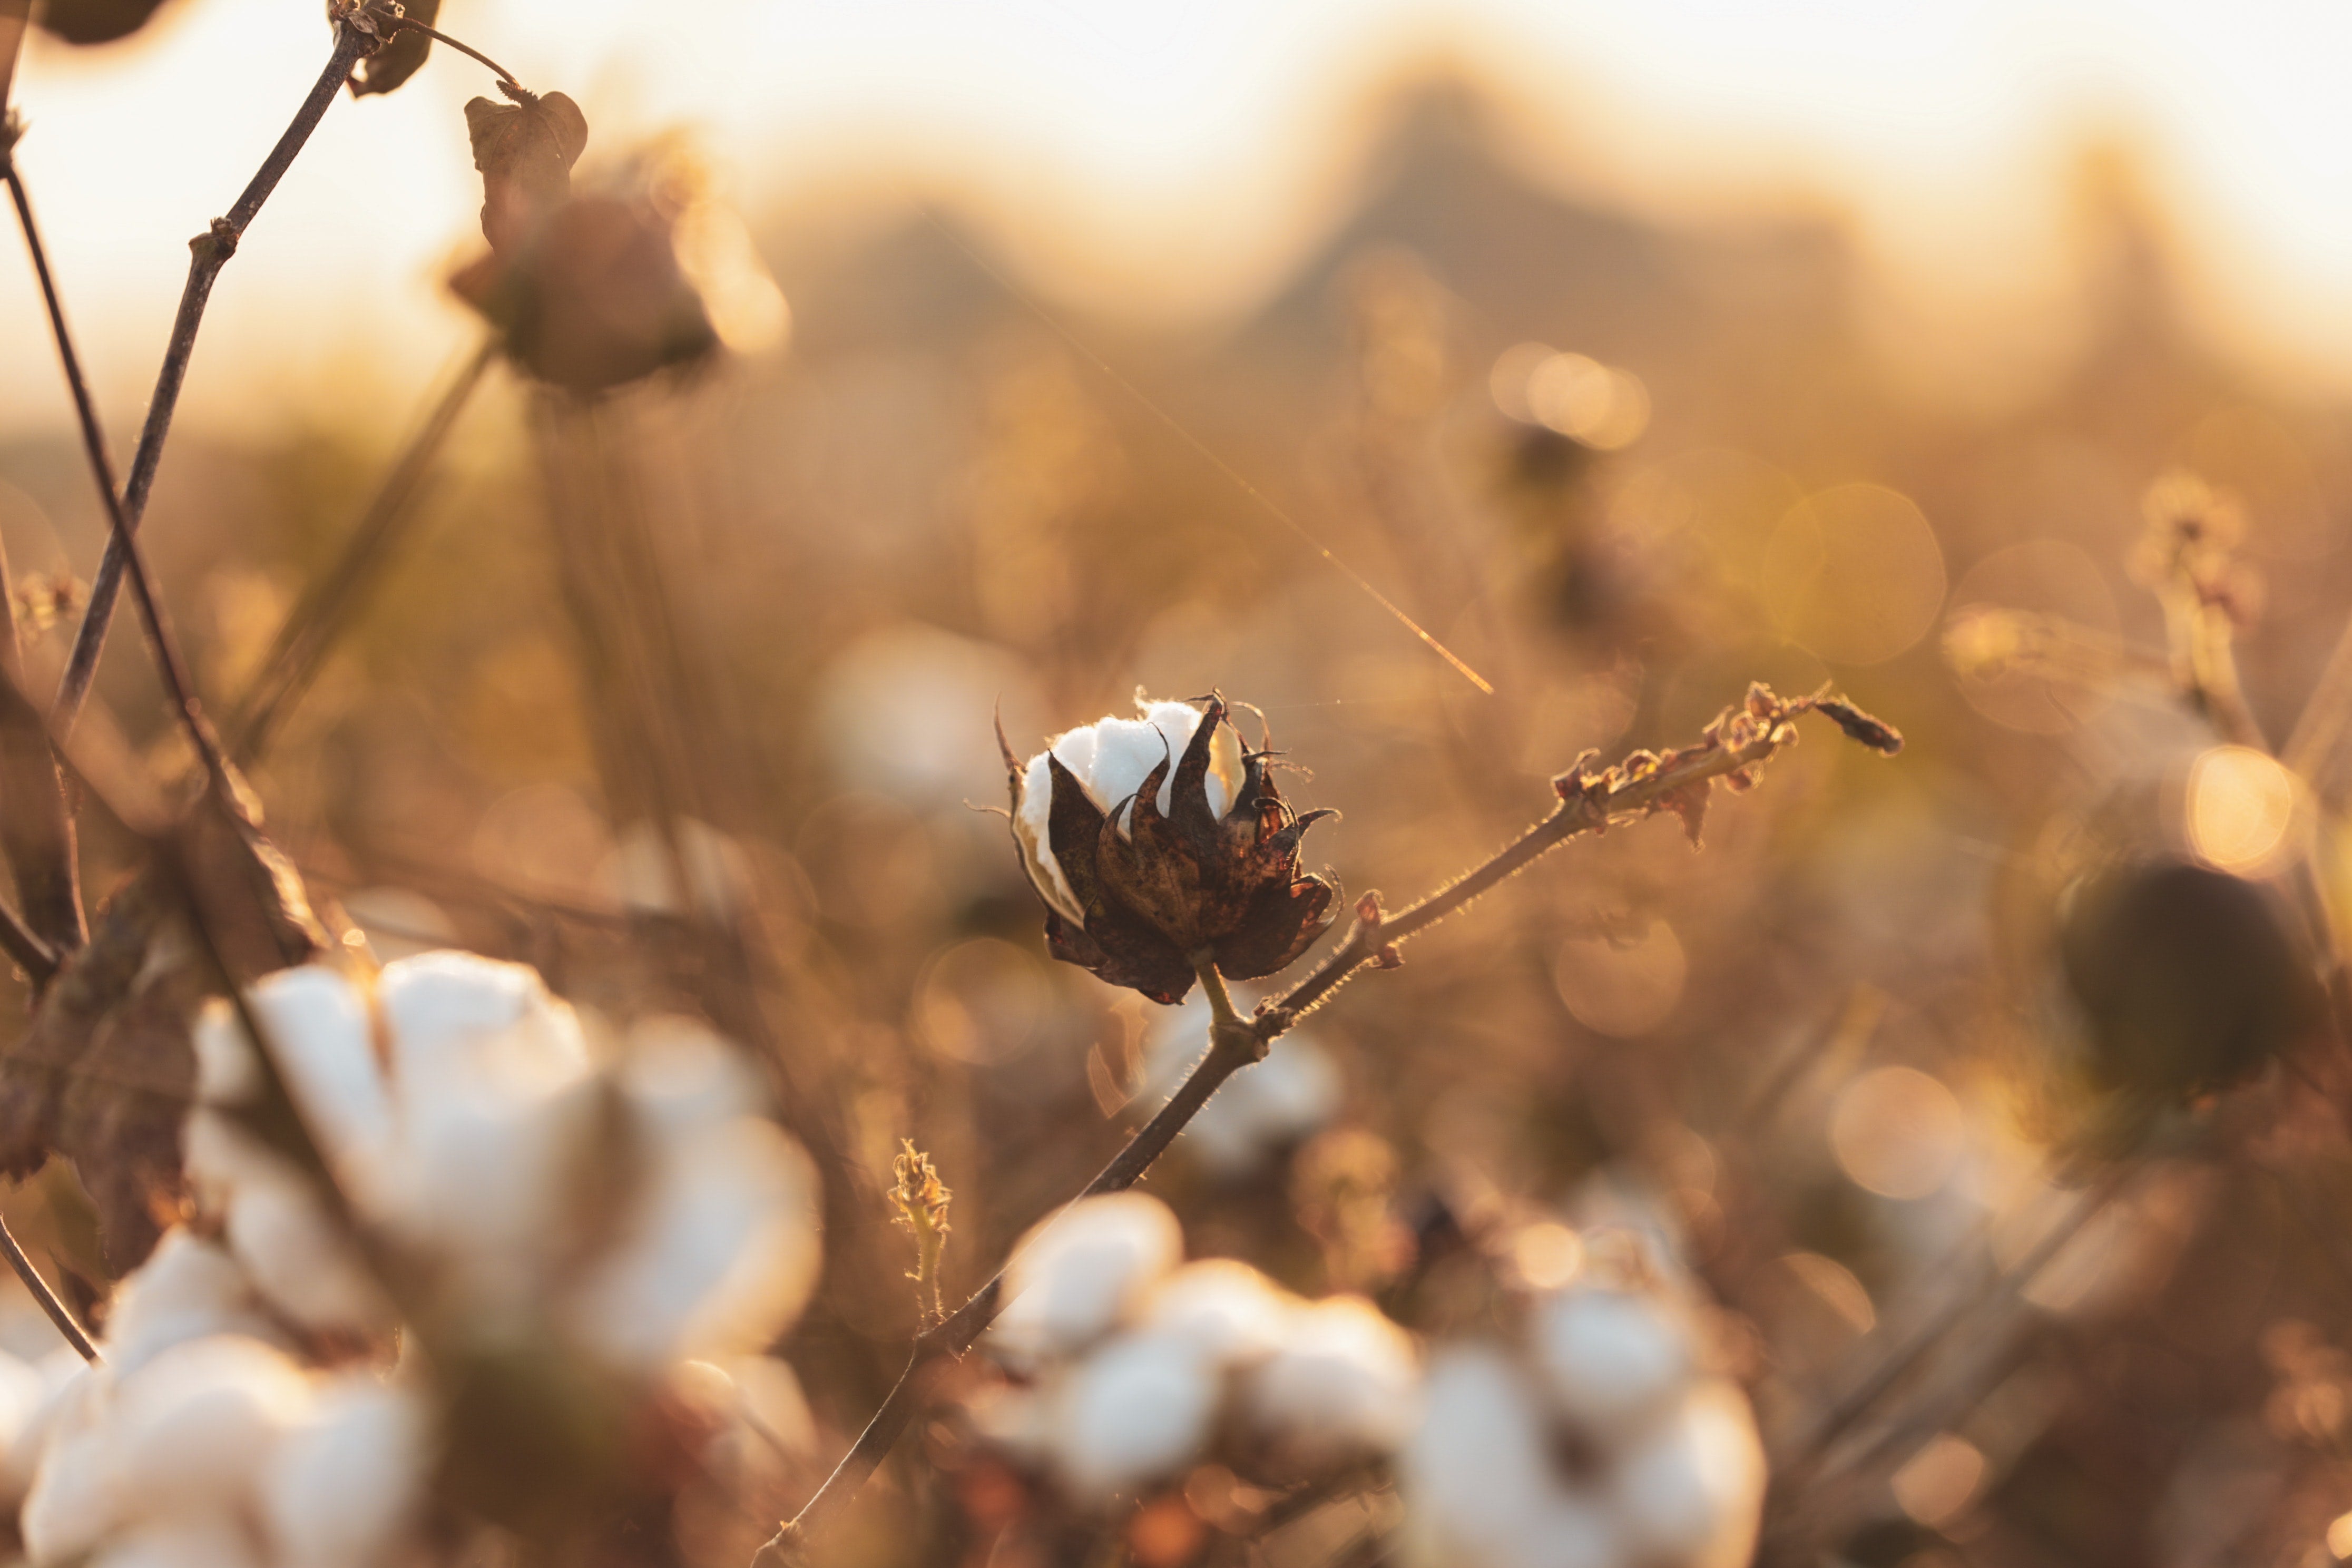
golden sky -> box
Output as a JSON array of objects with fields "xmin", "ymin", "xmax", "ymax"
[{"xmin": 5, "ymin": 0, "xmax": 2352, "ymax": 438}]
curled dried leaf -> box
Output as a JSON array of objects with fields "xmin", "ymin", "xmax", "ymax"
[
  {"xmin": 349, "ymin": 0, "xmax": 437, "ymax": 96},
  {"xmin": 1814, "ymin": 696, "xmax": 1904, "ymax": 756},
  {"xmin": 31, "ymin": 0, "xmax": 169, "ymax": 46},
  {"xmin": 465, "ymin": 89, "xmax": 589, "ymax": 253}
]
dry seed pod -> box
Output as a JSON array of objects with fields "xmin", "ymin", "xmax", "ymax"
[
  {"xmin": 1002, "ymin": 695, "xmax": 1338, "ymax": 1004},
  {"xmin": 2058, "ymin": 858, "xmax": 2318, "ymax": 1103}
]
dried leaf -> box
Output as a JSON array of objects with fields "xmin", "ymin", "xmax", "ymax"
[
  {"xmin": 30, "ymin": 0, "xmax": 169, "ymax": 46},
  {"xmin": 0, "ymin": 797, "xmax": 328, "ymax": 1268},
  {"xmin": 464, "ymin": 90, "xmax": 588, "ymax": 253},
  {"xmin": 0, "ymin": 622, "xmax": 83, "ymax": 955},
  {"xmin": 1813, "ymin": 695, "xmax": 1904, "ymax": 756},
  {"xmin": 348, "ymin": 0, "xmax": 436, "ymax": 97},
  {"xmin": 1659, "ymin": 777, "xmax": 1711, "ymax": 847},
  {"xmin": 1, "ymin": 0, "xmax": 28, "ymax": 119}
]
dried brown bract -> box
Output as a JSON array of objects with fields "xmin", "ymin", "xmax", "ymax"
[
  {"xmin": 348, "ymin": 0, "xmax": 439, "ymax": 97},
  {"xmin": 450, "ymin": 93, "xmax": 720, "ymax": 391},
  {"xmin": 1003, "ymin": 695, "xmax": 1340, "ymax": 1004},
  {"xmin": 1553, "ymin": 681, "xmax": 1900, "ymax": 847}
]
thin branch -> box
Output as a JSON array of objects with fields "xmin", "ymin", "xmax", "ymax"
[
  {"xmin": 386, "ymin": 16, "xmax": 527, "ymax": 94},
  {"xmin": 0, "ymin": 1214, "xmax": 95, "ymax": 1361},
  {"xmin": 230, "ymin": 337, "xmax": 496, "ymax": 760},
  {"xmin": 53, "ymin": 19, "xmax": 377, "ymax": 731},
  {"xmin": 750, "ymin": 687, "xmax": 1897, "ymax": 1567},
  {"xmin": 8, "ymin": 165, "xmax": 233, "ymax": 801}
]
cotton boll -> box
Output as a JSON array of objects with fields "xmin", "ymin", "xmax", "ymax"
[
  {"xmin": 222, "ymin": 1169, "xmax": 390, "ymax": 1337},
  {"xmin": 966, "ymin": 1379, "xmax": 1057, "ymax": 1470},
  {"xmin": 1400, "ymin": 1348, "xmax": 1585, "ymax": 1568},
  {"xmin": 1241, "ymin": 1296, "xmax": 1419, "ymax": 1461},
  {"xmin": 194, "ymin": 966, "xmax": 388, "ymax": 1158},
  {"xmin": 1141, "ymin": 1259, "xmax": 1299, "ymax": 1367},
  {"xmin": 0, "ymin": 1346, "xmax": 50, "ymax": 1456},
  {"xmin": 375, "ymin": 952, "xmax": 591, "ymax": 1090},
  {"xmin": 108, "ymin": 1336, "xmax": 312, "ymax": 1522},
  {"xmin": 101, "ymin": 1233, "xmax": 280, "ymax": 1377},
  {"xmin": 1603, "ymin": 1381, "xmax": 1765, "ymax": 1568},
  {"xmin": 568, "ymin": 1116, "xmax": 820, "ymax": 1369},
  {"xmin": 1530, "ymin": 1289, "xmax": 1691, "ymax": 1435},
  {"xmin": 86, "ymin": 1515, "xmax": 268, "ymax": 1568},
  {"xmin": 6, "ymin": 1354, "xmax": 93, "ymax": 1503},
  {"xmin": 990, "ymin": 1193, "xmax": 1183, "ymax": 1371},
  {"xmin": 1015, "ymin": 699, "xmax": 1244, "ymax": 911},
  {"xmin": 21, "ymin": 1367, "xmax": 118, "ymax": 1563},
  {"xmin": 260, "ymin": 1375, "xmax": 430, "ymax": 1568},
  {"xmin": 1048, "ymin": 1331, "xmax": 1221, "ymax": 1501}
]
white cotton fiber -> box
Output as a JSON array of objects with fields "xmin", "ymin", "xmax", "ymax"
[
  {"xmin": 989, "ymin": 1193, "xmax": 1183, "ymax": 1371},
  {"xmin": 1048, "ymin": 1331, "xmax": 1221, "ymax": 1501}
]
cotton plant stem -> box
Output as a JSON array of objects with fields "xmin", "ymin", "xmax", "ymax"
[
  {"xmin": 0, "ymin": 1213, "xmax": 95, "ymax": 1361},
  {"xmin": 230, "ymin": 337, "xmax": 496, "ymax": 760},
  {"xmin": 753, "ymin": 697, "xmax": 1880, "ymax": 1568},
  {"xmin": 1251, "ymin": 712, "xmax": 1813, "ymax": 1040},
  {"xmin": 53, "ymin": 19, "xmax": 375, "ymax": 731},
  {"xmin": 2285, "ymin": 609, "xmax": 2352, "ymax": 790},
  {"xmin": 8, "ymin": 160, "xmax": 234, "ymax": 800},
  {"xmin": 1773, "ymin": 1162, "xmax": 2130, "ymax": 1489}
]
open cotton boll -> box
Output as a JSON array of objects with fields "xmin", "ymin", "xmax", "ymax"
[
  {"xmin": 1047, "ymin": 1331, "xmax": 1222, "ymax": 1502},
  {"xmin": 191, "ymin": 965, "xmax": 388, "ymax": 1159},
  {"xmin": 1240, "ymin": 1296, "xmax": 1419, "ymax": 1461},
  {"xmin": 1400, "ymin": 1347, "xmax": 1609, "ymax": 1568},
  {"xmin": 106, "ymin": 1335, "xmax": 313, "ymax": 1524},
  {"xmin": 101, "ymin": 1233, "xmax": 283, "ymax": 1378},
  {"xmin": 374, "ymin": 952, "xmax": 591, "ymax": 1093},
  {"xmin": 1016, "ymin": 698, "xmax": 1244, "ymax": 917},
  {"xmin": 21, "ymin": 1368, "xmax": 117, "ymax": 1563},
  {"xmin": 1531, "ymin": 1288, "xmax": 1691, "ymax": 1435},
  {"xmin": 0, "ymin": 1346, "xmax": 50, "ymax": 1465},
  {"xmin": 1, "ymin": 1354, "xmax": 84, "ymax": 1504},
  {"xmin": 989, "ymin": 1193, "xmax": 1183, "ymax": 1371},
  {"xmin": 965, "ymin": 1379, "xmax": 1058, "ymax": 1470},
  {"xmin": 1141, "ymin": 1259, "xmax": 1300, "ymax": 1367},
  {"xmin": 568, "ymin": 1116, "xmax": 820, "ymax": 1370},
  {"xmin": 221, "ymin": 1168, "xmax": 390, "ymax": 1337},
  {"xmin": 1604, "ymin": 1381, "xmax": 1766, "ymax": 1568},
  {"xmin": 564, "ymin": 1017, "xmax": 819, "ymax": 1367},
  {"xmin": 85, "ymin": 1514, "xmax": 268, "ymax": 1568},
  {"xmin": 260, "ymin": 1375, "xmax": 429, "ymax": 1568}
]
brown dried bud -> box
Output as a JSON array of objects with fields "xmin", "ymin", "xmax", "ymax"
[
  {"xmin": 2059, "ymin": 859, "xmax": 2317, "ymax": 1103},
  {"xmin": 1002, "ymin": 694, "xmax": 1339, "ymax": 1004}
]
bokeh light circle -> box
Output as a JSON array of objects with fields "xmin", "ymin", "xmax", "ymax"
[
  {"xmin": 1763, "ymin": 483, "xmax": 1947, "ymax": 665},
  {"xmin": 1829, "ymin": 1065, "xmax": 1966, "ymax": 1199},
  {"xmin": 1553, "ymin": 921, "xmax": 1688, "ymax": 1037},
  {"xmin": 2187, "ymin": 744, "xmax": 2299, "ymax": 874}
]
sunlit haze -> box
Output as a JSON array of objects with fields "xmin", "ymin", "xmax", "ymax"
[{"xmin": 9, "ymin": 0, "xmax": 2352, "ymax": 435}]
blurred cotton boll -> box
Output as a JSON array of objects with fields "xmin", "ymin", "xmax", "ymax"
[
  {"xmin": 1142, "ymin": 989, "xmax": 1343, "ymax": 1175},
  {"xmin": 564, "ymin": 1017, "xmax": 822, "ymax": 1370},
  {"xmin": 817, "ymin": 623, "xmax": 1043, "ymax": 807},
  {"xmin": 1239, "ymin": 1296, "xmax": 1420, "ymax": 1464},
  {"xmin": 988, "ymin": 1192, "xmax": 1184, "ymax": 1371},
  {"xmin": 1531, "ymin": 1288, "xmax": 1692, "ymax": 1432},
  {"xmin": 257, "ymin": 1376, "xmax": 430, "ymax": 1568},
  {"xmin": 1399, "ymin": 1222, "xmax": 1764, "ymax": 1568},
  {"xmin": 1141, "ymin": 1259, "xmax": 1301, "ymax": 1365},
  {"xmin": 972, "ymin": 1194, "xmax": 1424, "ymax": 1512},
  {"xmin": 1047, "ymin": 1331, "xmax": 1224, "ymax": 1500},
  {"xmin": 185, "ymin": 949, "xmax": 821, "ymax": 1367}
]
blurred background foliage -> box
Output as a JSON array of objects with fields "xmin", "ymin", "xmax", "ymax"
[{"xmin": 8, "ymin": 18, "xmax": 2352, "ymax": 1567}]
